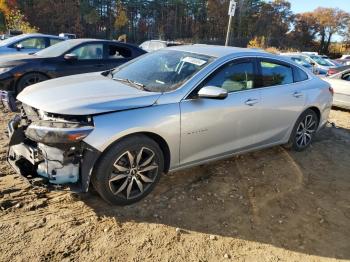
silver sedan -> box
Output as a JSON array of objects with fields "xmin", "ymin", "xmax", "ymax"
[{"xmin": 7, "ymin": 45, "xmax": 333, "ymax": 205}]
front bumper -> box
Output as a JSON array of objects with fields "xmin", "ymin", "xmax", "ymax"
[{"xmin": 7, "ymin": 116, "xmax": 101, "ymax": 192}]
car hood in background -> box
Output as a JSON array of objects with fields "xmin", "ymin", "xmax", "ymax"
[
  {"xmin": 18, "ymin": 72, "xmax": 162, "ymax": 115},
  {"xmin": 0, "ymin": 53, "xmax": 40, "ymax": 66}
]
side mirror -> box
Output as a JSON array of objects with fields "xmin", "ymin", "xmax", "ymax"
[
  {"xmin": 197, "ymin": 86, "xmax": 228, "ymax": 99},
  {"xmin": 310, "ymin": 61, "xmax": 316, "ymax": 66},
  {"xmin": 15, "ymin": 44, "xmax": 23, "ymax": 51},
  {"xmin": 64, "ymin": 53, "xmax": 78, "ymax": 61}
]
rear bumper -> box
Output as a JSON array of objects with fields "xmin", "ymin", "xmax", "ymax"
[{"xmin": 7, "ymin": 116, "xmax": 101, "ymax": 192}]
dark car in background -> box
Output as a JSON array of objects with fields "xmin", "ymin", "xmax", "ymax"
[
  {"xmin": 0, "ymin": 39, "xmax": 146, "ymax": 96},
  {"xmin": 0, "ymin": 33, "xmax": 64, "ymax": 55}
]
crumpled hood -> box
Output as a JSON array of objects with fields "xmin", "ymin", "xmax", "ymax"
[{"xmin": 18, "ymin": 72, "xmax": 162, "ymax": 115}]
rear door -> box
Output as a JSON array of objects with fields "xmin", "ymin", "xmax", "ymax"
[
  {"xmin": 180, "ymin": 58, "xmax": 262, "ymax": 165},
  {"xmin": 256, "ymin": 58, "xmax": 307, "ymax": 145}
]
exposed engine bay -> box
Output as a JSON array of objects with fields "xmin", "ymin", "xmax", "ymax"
[{"xmin": 7, "ymin": 104, "xmax": 100, "ymax": 192}]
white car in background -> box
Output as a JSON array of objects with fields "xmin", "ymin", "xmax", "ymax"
[
  {"xmin": 336, "ymin": 54, "xmax": 350, "ymax": 66},
  {"xmin": 139, "ymin": 40, "xmax": 182, "ymax": 52},
  {"xmin": 324, "ymin": 68, "xmax": 350, "ymax": 109}
]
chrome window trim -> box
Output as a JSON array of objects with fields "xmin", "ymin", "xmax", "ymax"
[{"xmin": 182, "ymin": 55, "xmax": 313, "ymax": 101}]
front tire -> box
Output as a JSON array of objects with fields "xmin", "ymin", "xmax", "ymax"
[
  {"xmin": 287, "ymin": 109, "xmax": 319, "ymax": 151},
  {"xmin": 16, "ymin": 73, "xmax": 49, "ymax": 94},
  {"xmin": 91, "ymin": 135, "xmax": 164, "ymax": 205}
]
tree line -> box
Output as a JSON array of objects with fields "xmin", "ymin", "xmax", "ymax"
[{"xmin": 0, "ymin": 0, "xmax": 349, "ymax": 55}]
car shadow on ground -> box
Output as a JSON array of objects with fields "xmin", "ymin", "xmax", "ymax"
[{"xmin": 80, "ymin": 125, "xmax": 350, "ymax": 259}]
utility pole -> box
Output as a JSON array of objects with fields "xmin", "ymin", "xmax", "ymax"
[
  {"xmin": 225, "ymin": 15, "xmax": 233, "ymax": 46},
  {"xmin": 225, "ymin": 0, "xmax": 236, "ymax": 46}
]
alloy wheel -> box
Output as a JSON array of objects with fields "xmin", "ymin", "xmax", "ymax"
[
  {"xmin": 295, "ymin": 114, "xmax": 317, "ymax": 148},
  {"xmin": 108, "ymin": 147, "xmax": 159, "ymax": 200}
]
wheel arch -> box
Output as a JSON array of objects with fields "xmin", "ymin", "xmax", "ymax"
[
  {"xmin": 306, "ymin": 106, "xmax": 321, "ymax": 126},
  {"xmin": 96, "ymin": 132, "xmax": 171, "ymax": 174},
  {"xmin": 15, "ymin": 71, "xmax": 51, "ymax": 94},
  {"xmin": 286, "ymin": 106, "xmax": 322, "ymax": 142}
]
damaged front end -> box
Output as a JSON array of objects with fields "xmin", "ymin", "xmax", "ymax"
[{"xmin": 7, "ymin": 104, "xmax": 101, "ymax": 192}]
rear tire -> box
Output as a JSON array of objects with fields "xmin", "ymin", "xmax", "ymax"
[
  {"xmin": 16, "ymin": 73, "xmax": 49, "ymax": 95},
  {"xmin": 91, "ymin": 135, "xmax": 164, "ymax": 205},
  {"xmin": 286, "ymin": 109, "xmax": 319, "ymax": 151}
]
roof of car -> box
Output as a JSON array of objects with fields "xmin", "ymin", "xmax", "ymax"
[
  {"xmin": 63, "ymin": 38, "xmax": 105, "ymax": 43},
  {"xmin": 168, "ymin": 44, "xmax": 264, "ymax": 58},
  {"xmin": 56, "ymin": 38, "xmax": 144, "ymax": 51},
  {"xmin": 16, "ymin": 33, "xmax": 62, "ymax": 39},
  {"xmin": 64, "ymin": 38, "xmax": 140, "ymax": 47}
]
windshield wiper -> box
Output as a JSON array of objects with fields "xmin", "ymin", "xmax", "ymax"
[{"xmin": 113, "ymin": 77, "xmax": 149, "ymax": 91}]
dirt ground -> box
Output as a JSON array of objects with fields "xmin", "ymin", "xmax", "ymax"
[{"xmin": 0, "ymin": 108, "xmax": 349, "ymax": 262}]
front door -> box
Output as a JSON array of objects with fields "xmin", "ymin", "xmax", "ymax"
[
  {"xmin": 180, "ymin": 58, "xmax": 262, "ymax": 166},
  {"xmin": 58, "ymin": 42, "xmax": 106, "ymax": 77}
]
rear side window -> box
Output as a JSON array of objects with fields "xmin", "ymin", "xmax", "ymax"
[
  {"xmin": 260, "ymin": 61, "xmax": 293, "ymax": 87},
  {"xmin": 203, "ymin": 61, "xmax": 255, "ymax": 93},
  {"xmin": 294, "ymin": 67, "xmax": 309, "ymax": 82},
  {"xmin": 108, "ymin": 45, "xmax": 132, "ymax": 59},
  {"xmin": 49, "ymin": 38, "xmax": 63, "ymax": 46}
]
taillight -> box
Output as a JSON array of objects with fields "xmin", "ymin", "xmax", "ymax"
[
  {"xmin": 329, "ymin": 86, "xmax": 334, "ymax": 96},
  {"xmin": 327, "ymin": 69, "xmax": 337, "ymax": 75}
]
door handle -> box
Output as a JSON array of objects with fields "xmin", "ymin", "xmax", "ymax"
[
  {"xmin": 245, "ymin": 99, "xmax": 259, "ymax": 106},
  {"xmin": 293, "ymin": 91, "xmax": 303, "ymax": 98}
]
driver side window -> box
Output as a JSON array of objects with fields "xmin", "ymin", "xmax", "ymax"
[
  {"xmin": 15, "ymin": 37, "xmax": 46, "ymax": 49},
  {"xmin": 71, "ymin": 44, "xmax": 103, "ymax": 60},
  {"xmin": 203, "ymin": 60, "xmax": 255, "ymax": 93}
]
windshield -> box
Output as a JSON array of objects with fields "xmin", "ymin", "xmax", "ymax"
[
  {"xmin": 112, "ymin": 50, "xmax": 213, "ymax": 92},
  {"xmin": 310, "ymin": 55, "xmax": 333, "ymax": 66},
  {"xmin": 35, "ymin": 40, "xmax": 77, "ymax": 57}
]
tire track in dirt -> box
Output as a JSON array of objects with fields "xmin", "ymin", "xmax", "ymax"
[{"xmin": 235, "ymin": 147, "xmax": 305, "ymax": 226}]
